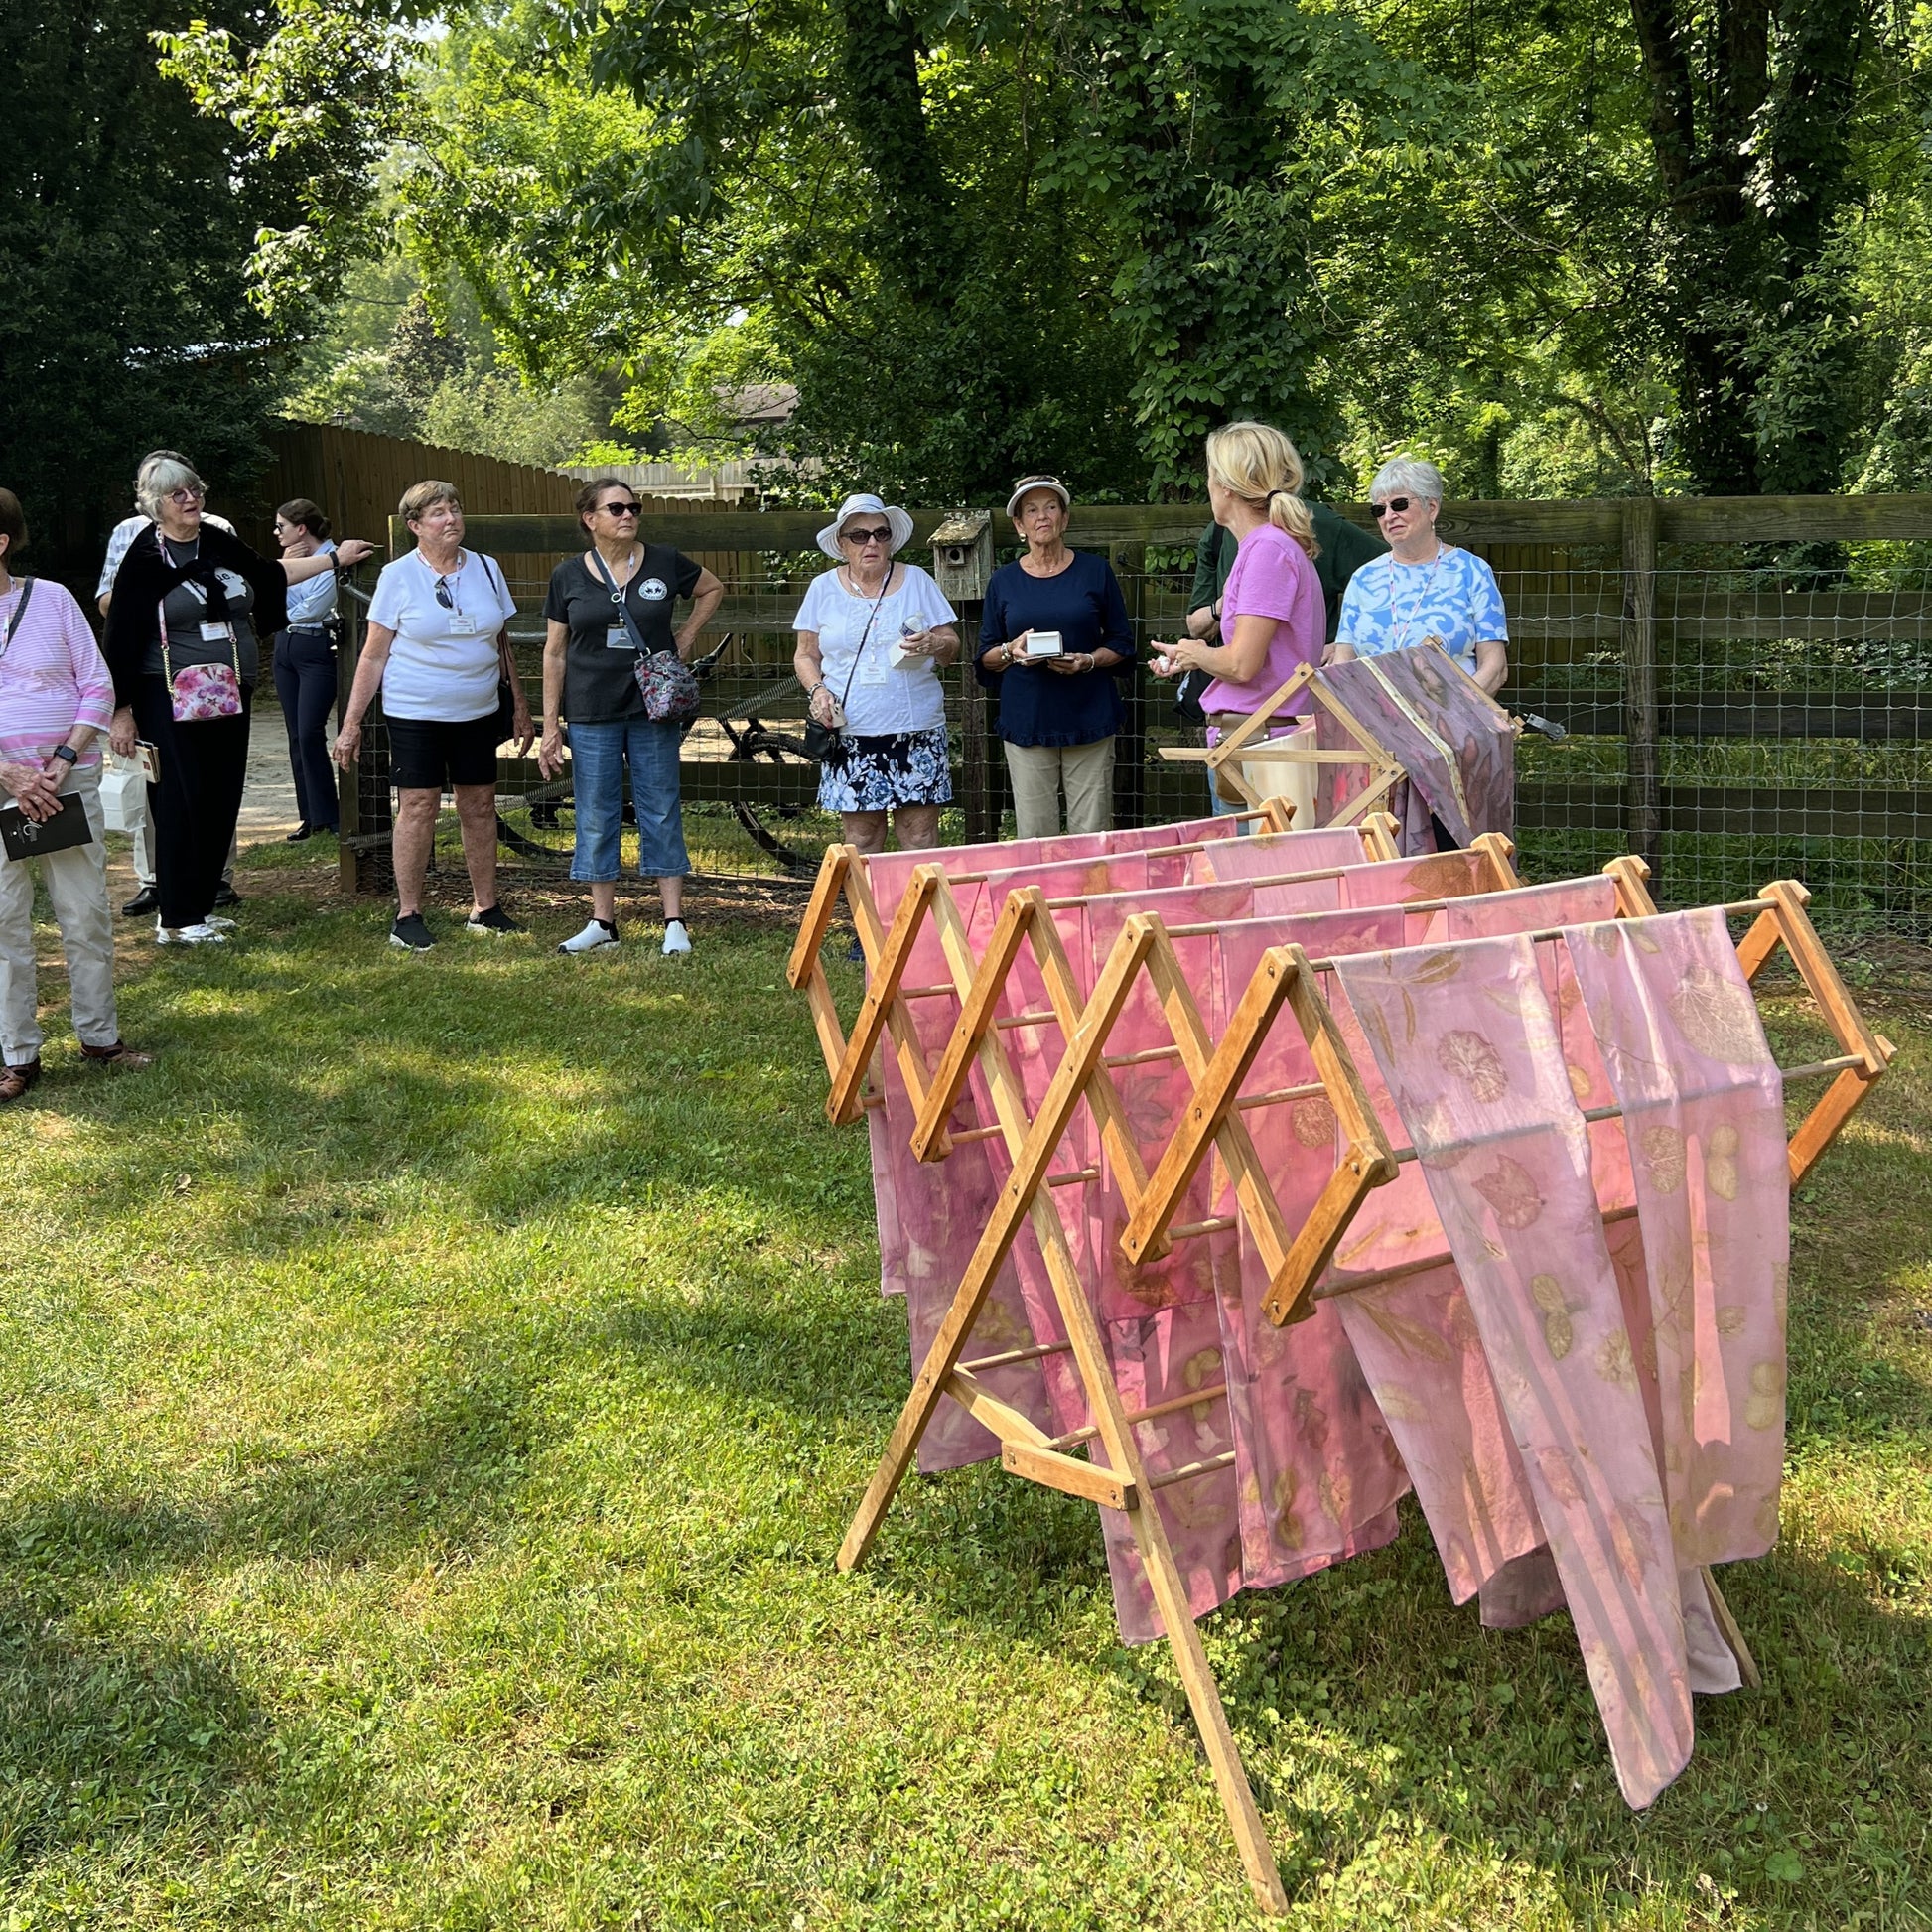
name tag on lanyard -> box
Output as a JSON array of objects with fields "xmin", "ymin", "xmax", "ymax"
[
  {"xmin": 200, "ymin": 620, "xmax": 234, "ymax": 644},
  {"xmin": 446, "ymin": 612, "xmax": 478, "ymax": 636},
  {"xmin": 606, "ymin": 623, "xmax": 635, "ymax": 651}
]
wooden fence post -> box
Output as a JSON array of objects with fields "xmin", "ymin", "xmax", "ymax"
[
  {"xmin": 1620, "ymin": 496, "xmax": 1662, "ymax": 888},
  {"xmin": 1113, "ymin": 541, "xmax": 1148, "ymax": 830}
]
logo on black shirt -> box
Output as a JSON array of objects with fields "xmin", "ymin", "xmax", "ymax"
[{"xmin": 639, "ymin": 578, "xmax": 669, "ymax": 601}]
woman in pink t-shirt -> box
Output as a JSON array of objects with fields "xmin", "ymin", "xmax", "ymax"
[{"xmin": 1152, "ymin": 422, "xmax": 1324, "ymax": 814}]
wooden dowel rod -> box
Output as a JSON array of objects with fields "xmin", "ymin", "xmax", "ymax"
[
  {"xmin": 1314, "ymin": 1205, "xmax": 1641, "ymax": 1301},
  {"xmin": 898, "ymin": 984, "xmax": 956, "ymax": 1000},
  {"xmin": 1235, "ymin": 1080, "xmax": 1327, "ymax": 1111},
  {"xmin": 946, "ymin": 816, "xmax": 1273, "ymax": 885},
  {"xmin": 1046, "ymin": 1166, "xmax": 1100, "ymax": 1188},
  {"xmin": 950, "ymin": 1123, "xmax": 1004, "ymax": 1144},
  {"xmin": 958, "ymin": 1338, "xmax": 1075, "ymax": 1373},
  {"xmin": 995, "ymin": 1009, "xmax": 1059, "ymax": 1030},
  {"xmin": 1169, "ymin": 1214, "xmax": 1238, "ymax": 1239},
  {"xmin": 1104, "ymin": 1044, "xmax": 1183, "ymax": 1067},
  {"xmin": 1047, "ymin": 861, "xmax": 1357, "ymax": 911},
  {"xmin": 1049, "ymin": 1381, "xmax": 1232, "ymax": 1450},
  {"xmin": 1383, "ymin": 1052, "xmax": 1867, "ymax": 1165},
  {"xmin": 1299, "ymin": 897, "xmax": 1775, "ymax": 973},
  {"xmin": 861, "ymin": 1094, "xmax": 884, "ymax": 1110},
  {"xmin": 1149, "ymin": 1451, "xmax": 1239, "ymax": 1490}
]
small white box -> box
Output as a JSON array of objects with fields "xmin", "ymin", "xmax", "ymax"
[{"xmin": 1023, "ymin": 629, "xmax": 1064, "ymax": 659}]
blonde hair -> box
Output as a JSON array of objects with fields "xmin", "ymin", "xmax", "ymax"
[
  {"xmin": 1204, "ymin": 422, "xmax": 1318, "ymax": 560},
  {"xmin": 398, "ymin": 479, "xmax": 461, "ymax": 523}
]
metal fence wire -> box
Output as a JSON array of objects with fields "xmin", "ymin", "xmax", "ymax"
[{"xmin": 336, "ymin": 506, "xmax": 1932, "ymax": 935}]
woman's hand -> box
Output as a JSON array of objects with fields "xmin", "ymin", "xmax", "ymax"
[
  {"xmin": 537, "ymin": 727, "xmax": 566, "ymax": 780},
  {"xmin": 1047, "ymin": 651, "xmax": 1098, "ymax": 676},
  {"xmin": 1148, "ymin": 638, "xmax": 1206, "ymax": 678},
  {"xmin": 108, "ymin": 707, "xmax": 138, "ymax": 758},
  {"xmin": 0, "ymin": 759, "xmax": 59, "ymax": 820},
  {"xmin": 333, "ymin": 718, "xmax": 362, "ymax": 770},
  {"xmin": 510, "ymin": 699, "xmax": 536, "ymax": 759},
  {"xmin": 806, "ymin": 684, "xmax": 839, "ymax": 727},
  {"xmin": 335, "ymin": 539, "xmax": 376, "ymax": 570}
]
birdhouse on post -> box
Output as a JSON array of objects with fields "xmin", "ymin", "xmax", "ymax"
[{"xmin": 929, "ymin": 509, "xmax": 993, "ymax": 603}]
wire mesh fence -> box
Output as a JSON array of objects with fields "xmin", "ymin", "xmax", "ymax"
[{"xmin": 334, "ymin": 502, "xmax": 1932, "ymax": 935}]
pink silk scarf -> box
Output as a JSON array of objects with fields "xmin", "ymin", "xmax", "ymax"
[{"xmin": 1329, "ymin": 908, "xmax": 1784, "ymax": 1808}]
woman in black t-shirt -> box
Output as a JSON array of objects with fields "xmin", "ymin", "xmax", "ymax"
[{"xmin": 538, "ymin": 479, "xmax": 723, "ymax": 955}]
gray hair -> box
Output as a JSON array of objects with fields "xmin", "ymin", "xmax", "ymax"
[
  {"xmin": 1369, "ymin": 457, "xmax": 1445, "ymax": 504},
  {"xmin": 136, "ymin": 453, "xmax": 205, "ymax": 520}
]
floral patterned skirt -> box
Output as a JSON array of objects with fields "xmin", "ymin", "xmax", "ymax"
[{"xmin": 817, "ymin": 725, "xmax": 953, "ymax": 813}]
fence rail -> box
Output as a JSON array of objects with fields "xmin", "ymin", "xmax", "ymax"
[{"xmin": 314, "ymin": 494, "xmax": 1932, "ymax": 932}]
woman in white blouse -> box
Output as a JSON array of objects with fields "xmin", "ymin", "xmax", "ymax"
[
  {"xmin": 792, "ymin": 493, "xmax": 959, "ymax": 856},
  {"xmin": 335, "ymin": 481, "xmax": 534, "ymax": 951}
]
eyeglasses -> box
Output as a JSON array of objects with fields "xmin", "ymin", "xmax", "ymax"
[
  {"xmin": 843, "ymin": 526, "xmax": 893, "ymax": 545},
  {"xmin": 599, "ymin": 501, "xmax": 642, "ymax": 517},
  {"xmin": 168, "ymin": 485, "xmax": 206, "ymax": 504},
  {"xmin": 1370, "ymin": 497, "xmax": 1418, "ymax": 518}
]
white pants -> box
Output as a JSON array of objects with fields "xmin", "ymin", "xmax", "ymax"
[
  {"xmin": 0, "ymin": 762, "xmax": 121, "ymax": 1065},
  {"xmin": 1003, "ymin": 737, "xmax": 1116, "ymax": 840}
]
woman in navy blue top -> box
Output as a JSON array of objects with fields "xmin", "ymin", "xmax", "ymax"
[{"xmin": 976, "ymin": 476, "xmax": 1136, "ymax": 838}]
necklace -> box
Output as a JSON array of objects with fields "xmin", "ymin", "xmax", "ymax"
[{"xmin": 1389, "ymin": 544, "xmax": 1448, "ymax": 649}]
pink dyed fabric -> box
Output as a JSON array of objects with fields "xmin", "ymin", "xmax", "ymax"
[
  {"xmin": 1187, "ymin": 826, "xmax": 1370, "ymax": 883},
  {"xmin": 1332, "ymin": 927, "xmax": 1745, "ymax": 1809},
  {"xmin": 1563, "ymin": 910, "xmax": 1788, "ymax": 1575},
  {"xmin": 1313, "ymin": 644, "xmax": 1516, "ymax": 853}
]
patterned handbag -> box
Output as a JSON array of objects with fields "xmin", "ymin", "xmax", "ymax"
[
  {"xmin": 634, "ymin": 648, "xmax": 701, "ymax": 725},
  {"xmin": 160, "ymin": 605, "xmax": 242, "ymax": 723}
]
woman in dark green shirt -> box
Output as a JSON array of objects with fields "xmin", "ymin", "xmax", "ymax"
[{"xmin": 538, "ymin": 479, "xmax": 724, "ymax": 956}]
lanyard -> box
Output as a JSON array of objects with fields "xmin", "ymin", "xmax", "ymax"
[{"xmin": 1389, "ymin": 546, "xmax": 1448, "ymax": 650}]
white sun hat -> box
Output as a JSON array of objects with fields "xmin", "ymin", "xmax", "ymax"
[
  {"xmin": 816, "ymin": 492, "xmax": 914, "ymax": 560},
  {"xmin": 1005, "ymin": 474, "xmax": 1071, "ymax": 518}
]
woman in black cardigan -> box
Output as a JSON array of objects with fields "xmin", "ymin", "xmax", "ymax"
[{"xmin": 103, "ymin": 457, "xmax": 295, "ymax": 943}]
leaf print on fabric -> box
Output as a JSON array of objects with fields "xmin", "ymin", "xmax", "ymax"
[
  {"xmin": 1359, "ymin": 1296, "xmax": 1456, "ymax": 1363},
  {"xmin": 1745, "ymin": 1360, "xmax": 1785, "ymax": 1430},
  {"xmin": 1706, "ymin": 1120, "xmax": 1742, "ymax": 1201},
  {"xmin": 1715, "ymin": 1305, "xmax": 1747, "ymax": 1337},
  {"xmin": 1320, "ymin": 1466, "xmax": 1353, "ymax": 1527},
  {"xmin": 1183, "ymin": 1348, "xmax": 1224, "ymax": 1423},
  {"xmin": 1406, "ymin": 949, "xmax": 1466, "ymax": 986},
  {"xmin": 1754, "ymin": 1492, "xmax": 1781, "ymax": 1544},
  {"xmin": 1595, "ymin": 1328, "xmax": 1639, "ymax": 1389},
  {"xmin": 1536, "ymin": 1445, "xmax": 1586, "ymax": 1507},
  {"xmin": 1473, "ymin": 1156, "xmax": 1545, "ymax": 1229},
  {"xmin": 1401, "ymin": 853, "xmax": 1481, "ymax": 902},
  {"xmin": 1567, "ymin": 1062, "xmax": 1592, "ymax": 1101},
  {"xmin": 1666, "ymin": 964, "xmax": 1762, "ymax": 1063},
  {"xmin": 1374, "ymin": 1382, "xmax": 1428, "ymax": 1422},
  {"xmin": 1438, "ymin": 1029, "xmax": 1510, "ymax": 1102},
  {"xmin": 1271, "ymin": 1467, "xmax": 1305, "ymax": 1551},
  {"xmin": 1639, "ymin": 1124, "xmax": 1687, "ymax": 1194},
  {"xmin": 1291, "ymin": 1096, "xmax": 1337, "ymax": 1149},
  {"xmin": 1531, "ymin": 1272, "xmax": 1585, "ymax": 1359},
  {"xmin": 1610, "ymin": 1502, "xmax": 1657, "ymax": 1588},
  {"xmin": 1294, "ymin": 1387, "xmax": 1332, "ymax": 1452}
]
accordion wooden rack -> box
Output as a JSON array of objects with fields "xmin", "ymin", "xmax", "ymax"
[{"xmin": 787, "ymin": 815, "xmax": 1892, "ymax": 1915}]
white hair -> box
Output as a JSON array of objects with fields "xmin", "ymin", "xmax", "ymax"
[
  {"xmin": 135, "ymin": 454, "xmax": 205, "ymax": 521},
  {"xmin": 1370, "ymin": 457, "xmax": 1445, "ymax": 504}
]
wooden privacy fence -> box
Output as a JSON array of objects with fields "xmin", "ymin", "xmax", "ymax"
[{"xmin": 324, "ymin": 496, "xmax": 1932, "ymax": 930}]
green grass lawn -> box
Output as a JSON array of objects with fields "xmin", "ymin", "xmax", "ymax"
[{"xmin": 0, "ymin": 847, "xmax": 1927, "ymax": 1929}]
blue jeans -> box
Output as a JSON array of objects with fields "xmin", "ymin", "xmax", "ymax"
[{"xmin": 568, "ymin": 718, "xmax": 690, "ymax": 882}]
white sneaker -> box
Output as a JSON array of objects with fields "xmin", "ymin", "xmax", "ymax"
[
  {"xmin": 661, "ymin": 919, "xmax": 692, "ymax": 957},
  {"xmin": 203, "ymin": 915, "xmax": 236, "ymax": 931},
  {"xmin": 559, "ymin": 919, "xmax": 620, "ymax": 954},
  {"xmin": 156, "ymin": 920, "xmax": 227, "ymax": 945}
]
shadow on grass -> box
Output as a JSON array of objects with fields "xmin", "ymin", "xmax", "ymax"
[{"xmin": 0, "ymin": 1607, "xmax": 258, "ymax": 1880}]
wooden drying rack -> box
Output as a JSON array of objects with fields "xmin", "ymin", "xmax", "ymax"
[{"xmin": 789, "ymin": 843, "xmax": 1892, "ymax": 1915}]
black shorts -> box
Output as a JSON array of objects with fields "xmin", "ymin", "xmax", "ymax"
[{"xmin": 387, "ymin": 712, "xmax": 501, "ymax": 792}]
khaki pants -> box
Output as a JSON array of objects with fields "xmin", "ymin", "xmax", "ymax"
[
  {"xmin": 0, "ymin": 761, "xmax": 120, "ymax": 1065},
  {"xmin": 1003, "ymin": 738, "xmax": 1115, "ymax": 841}
]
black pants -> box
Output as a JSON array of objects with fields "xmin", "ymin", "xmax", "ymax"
[
  {"xmin": 132, "ymin": 676, "xmax": 252, "ymax": 929},
  {"xmin": 271, "ymin": 627, "xmax": 340, "ymax": 831}
]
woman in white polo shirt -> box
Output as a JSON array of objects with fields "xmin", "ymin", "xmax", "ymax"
[{"xmin": 334, "ymin": 481, "xmax": 534, "ymax": 951}]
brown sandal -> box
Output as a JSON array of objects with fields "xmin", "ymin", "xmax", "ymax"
[
  {"xmin": 80, "ymin": 1041, "xmax": 152, "ymax": 1070},
  {"xmin": 0, "ymin": 1060, "xmax": 42, "ymax": 1102}
]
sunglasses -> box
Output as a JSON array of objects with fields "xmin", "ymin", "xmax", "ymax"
[
  {"xmin": 599, "ymin": 501, "xmax": 642, "ymax": 517},
  {"xmin": 843, "ymin": 526, "xmax": 893, "ymax": 544},
  {"xmin": 1370, "ymin": 497, "xmax": 1419, "ymax": 518},
  {"xmin": 434, "ymin": 578, "xmax": 454, "ymax": 609}
]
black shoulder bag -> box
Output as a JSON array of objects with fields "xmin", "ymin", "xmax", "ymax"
[{"xmin": 803, "ymin": 573, "xmax": 892, "ymax": 761}]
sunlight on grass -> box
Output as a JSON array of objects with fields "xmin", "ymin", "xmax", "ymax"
[{"xmin": 0, "ymin": 860, "xmax": 1925, "ymax": 1928}]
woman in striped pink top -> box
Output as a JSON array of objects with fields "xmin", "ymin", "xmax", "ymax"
[{"xmin": 0, "ymin": 489, "xmax": 150, "ymax": 1101}]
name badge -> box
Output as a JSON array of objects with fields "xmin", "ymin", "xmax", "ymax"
[
  {"xmin": 446, "ymin": 613, "xmax": 477, "ymax": 636},
  {"xmin": 606, "ymin": 624, "xmax": 635, "ymax": 651},
  {"xmin": 200, "ymin": 621, "xmax": 234, "ymax": 644},
  {"xmin": 858, "ymin": 647, "xmax": 889, "ymax": 686}
]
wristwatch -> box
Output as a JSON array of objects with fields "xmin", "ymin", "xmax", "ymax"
[{"xmin": 52, "ymin": 745, "xmax": 78, "ymax": 765}]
